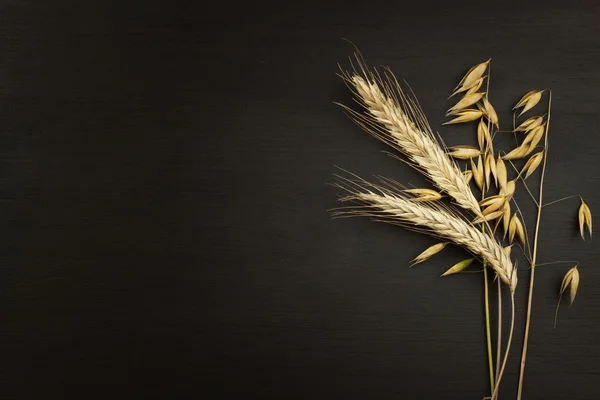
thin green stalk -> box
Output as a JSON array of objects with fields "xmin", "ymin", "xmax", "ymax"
[
  {"xmin": 491, "ymin": 292, "xmax": 515, "ymax": 400},
  {"xmin": 534, "ymin": 260, "xmax": 579, "ymax": 267},
  {"xmin": 516, "ymin": 90, "xmax": 552, "ymax": 400},
  {"xmin": 495, "ymin": 278, "xmax": 502, "ymax": 384},
  {"xmin": 483, "ymin": 265, "xmax": 495, "ymax": 393},
  {"xmin": 481, "ymin": 63, "xmax": 496, "ymax": 398},
  {"xmin": 542, "ymin": 195, "xmax": 580, "ymax": 208}
]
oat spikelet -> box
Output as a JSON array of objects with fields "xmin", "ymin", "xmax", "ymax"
[
  {"xmin": 509, "ymin": 213, "xmax": 526, "ymax": 246},
  {"xmin": 341, "ymin": 68, "xmax": 481, "ymax": 213},
  {"xmin": 477, "ymin": 119, "xmax": 489, "ymax": 151},
  {"xmin": 486, "ymin": 153, "xmax": 497, "ymax": 187},
  {"xmin": 484, "ymin": 153, "xmax": 492, "ymax": 189},
  {"xmin": 503, "ymin": 144, "xmax": 529, "ymax": 160},
  {"xmin": 480, "ymin": 195, "xmax": 506, "ymax": 215},
  {"xmin": 502, "ymin": 202, "xmax": 511, "ymax": 238},
  {"xmin": 514, "ymin": 90, "xmax": 544, "ymax": 116},
  {"xmin": 472, "ymin": 156, "xmax": 485, "ymax": 191},
  {"xmin": 501, "ymin": 179, "xmax": 516, "ymax": 198},
  {"xmin": 522, "ymin": 126, "xmax": 545, "ymax": 155},
  {"xmin": 555, "ymin": 267, "xmax": 580, "ymax": 327},
  {"xmin": 447, "ymin": 92, "xmax": 485, "ymax": 115},
  {"xmin": 522, "ymin": 152, "xmax": 544, "ymax": 179},
  {"xmin": 448, "ymin": 145, "xmax": 481, "ymax": 160},
  {"xmin": 474, "ymin": 210, "xmax": 504, "ymax": 224},
  {"xmin": 453, "ymin": 60, "xmax": 489, "ymax": 95},
  {"xmin": 412, "ymin": 242, "xmax": 448, "ymax": 265},
  {"xmin": 479, "ymin": 97, "xmax": 499, "ymax": 127},
  {"xmin": 578, "ymin": 199, "xmax": 592, "ymax": 239},
  {"xmin": 443, "ymin": 109, "xmax": 483, "ymax": 125},
  {"xmin": 466, "ymin": 77, "xmax": 485, "ymax": 94},
  {"xmin": 515, "ymin": 116, "xmax": 544, "ymax": 132},
  {"xmin": 496, "ymin": 156, "xmax": 507, "ymax": 190},
  {"xmin": 335, "ymin": 187, "xmax": 516, "ymax": 291},
  {"xmin": 567, "ymin": 268, "xmax": 580, "ymax": 304},
  {"xmin": 404, "ymin": 188, "xmax": 443, "ymax": 202},
  {"xmin": 441, "ymin": 258, "xmax": 474, "ymax": 277},
  {"xmin": 463, "ymin": 169, "xmax": 474, "ymax": 184}
]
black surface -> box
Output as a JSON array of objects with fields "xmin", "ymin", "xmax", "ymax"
[{"xmin": 1, "ymin": 1, "xmax": 600, "ymax": 399}]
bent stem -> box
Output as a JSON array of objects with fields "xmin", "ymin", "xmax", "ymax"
[{"xmin": 516, "ymin": 90, "xmax": 552, "ymax": 400}]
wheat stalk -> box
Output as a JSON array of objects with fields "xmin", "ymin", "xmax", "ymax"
[
  {"xmin": 338, "ymin": 59, "xmax": 481, "ymax": 215},
  {"xmin": 334, "ymin": 179, "xmax": 517, "ymax": 292}
]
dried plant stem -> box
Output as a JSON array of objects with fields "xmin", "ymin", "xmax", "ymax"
[
  {"xmin": 492, "ymin": 292, "xmax": 515, "ymax": 400},
  {"xmin": 482, "ymin": 73, "xmax": 496, "ymax": 397},
  {"xmin": 482, "ymin": 77, "xmax": 503, "ymax": 399},
  {"xmin": 517, "ymin": 91, "xmax": 552, "ymax": 400},
  {"xmin": 534, "ymin": 260, "xmax": 579, "ymax": 267},
  {"xmin": 495, "ymin": 278, "xmax": 502, "ymax": 385},
  {"xmin": 517, "ymin": 264, "xmax": 536, "ymax": 400},
  {"xmin": 483, "ymin": 265, "xmax": 495, "ymax": 393},
  {"xmin": 542, "ymin": 195, "xmax": 579, "ymax": 208}
]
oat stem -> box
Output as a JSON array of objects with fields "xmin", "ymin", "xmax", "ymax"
[
  {"xmin": 483, "ymin": 265, "xmax": 495, "ymax": 393},
  {"xmin": 491, "ymin": 292, "xmax": 515, "ymax": 400},
  {"xmin": 482, "ymin": 70, "xmax": 495, "ymax": 397},
  {"xmin": 495, "ymin": 278, "xmax": 502, "ymax": 386},
  {"xmin": 516, "ymin": 90, "xmax": 552, "ymax": 400},
  {"xmin": 534, "ymin": 260, "xmax": 579, "ymax": 267},
  {"xmin": 506, "ymin": 159, "xmax": 539, "ymax": 206},
  {"xmin": 542, "ymin": 195, "xmax": 579, "ymax": 208}
]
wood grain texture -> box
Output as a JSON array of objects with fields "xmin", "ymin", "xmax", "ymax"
[{"xmin": 1, "ymin": 1, "xmax": 599, "ymax": 398}]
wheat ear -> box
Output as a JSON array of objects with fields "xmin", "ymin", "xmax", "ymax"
[
  {"xmin": 339, "ymin": 61, "xmax": 481, "ymax": 214},
  {"xmin": 334, "ymin": 180, "xmax": 517, "ymax": 291}
]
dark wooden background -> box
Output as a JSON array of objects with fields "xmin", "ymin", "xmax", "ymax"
[{"xmin": 1, "ymin": 1, "xmax": 599, "ymax": 399}]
